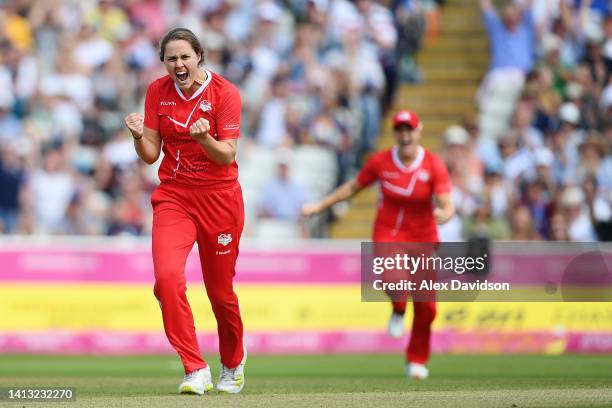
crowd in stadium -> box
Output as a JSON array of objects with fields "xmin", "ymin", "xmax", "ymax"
[
  {"xmin": 0, "ymin": 0, "xmax": 610, "ymax": 242},
  {"xmin": 438, "ymin": 0, "xmax": 611, "ymax": 242}
]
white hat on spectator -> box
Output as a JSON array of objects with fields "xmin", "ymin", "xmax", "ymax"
[
  {"xmin": 561, "ymin": 186, "xmax": 585, "ymax": 208},
  {"xmin": 258, "ymin": 2, "xmax": 282, "ymax": 22},
  {"xmin": 443, "ymin": 125, "xmax": 469, "ymax": 146},
  {"xmin": 584, "ymin": 22, "xmax": 604, "ymax": 44},
  {"xmin": 542, "ymin": 34, "xmax": 561, "ymax": 55},
  {"xmin": 559, "ymin": 102, "xmax": 580, "ymax": 125},
  {"xmin": 566, "ymin": 82, "xmax": 583, "ymax": 100},
  {"xmin": 534, "ymin": 147, "xmax": 554, "ymax": 167},
  {"xmin": 8, "ymin": 138, "xmax": 32, "ymax": 157},
  {"xmin": 204, "ymin": 31, "xmax": 225, "ymax": 51}
]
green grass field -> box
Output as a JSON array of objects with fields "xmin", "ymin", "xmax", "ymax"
[{"xmin": 1, "ymin": 354, "xmax": 612, "ymax": 407}]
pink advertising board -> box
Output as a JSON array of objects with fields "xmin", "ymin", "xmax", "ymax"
[
  {"xmin": 1, "ymin": 330, "xmax": 605, "ymax": 354},
  {"xmin": 1, "ymin": 241, "xmax": 610, "ymax": 284}
]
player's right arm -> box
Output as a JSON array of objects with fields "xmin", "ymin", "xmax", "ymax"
[
  {"xmin": 301, "ymin": 178, "xmax": 363, "ymax": 216},
  {"xmin": 124, "ymin": 113, "xmax": 162, "ymax": 164},
  {"xmin": 125, "ymin": 80, "xmax": 163, "ymax": 164}
]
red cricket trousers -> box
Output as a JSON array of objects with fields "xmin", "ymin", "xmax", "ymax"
[
  {"xmin": 374, "ymin": 226, "xmax": 437, "ymax": 365},
  {"xmin": 151, "ymin": 182, "xmax": 245, "ymax": 373}
]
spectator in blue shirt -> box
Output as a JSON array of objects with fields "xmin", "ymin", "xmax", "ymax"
[
  {"xmin": 259, "ymin": 157, "xmax": 312, "ymax": 222},
  {"xmin": 480, "ymin": 0, "xmax": 536, "ymax": 73}
]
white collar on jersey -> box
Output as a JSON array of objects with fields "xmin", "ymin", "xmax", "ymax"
[
  {"xmin": 173, "ymin": 69, "xmax": 213, "ymax": 102},
  {"xmin": 392, "ymin": 145, "xmax": 424, "ymax": 173}
]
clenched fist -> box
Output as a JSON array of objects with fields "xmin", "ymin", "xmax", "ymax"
[
  {"xmin": 125, "ymin": 113, "xmax": 144, "ymax": 139},
  {"xmin": 189, "ymin": 118, "xmax": 210, "ymax": 142}
]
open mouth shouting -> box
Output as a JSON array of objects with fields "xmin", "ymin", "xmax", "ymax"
[{"xmin": 176, "ymin": 70, "xmax": 189, "ymax": 83}]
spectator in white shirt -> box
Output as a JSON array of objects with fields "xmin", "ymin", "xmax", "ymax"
[
  {"xmin": 26, "ymin": 144, "xmax": 76, "ymax": 234},
  {"xmin": 561, "ymin": 185, "xmax": 598, "ymax": 241}
]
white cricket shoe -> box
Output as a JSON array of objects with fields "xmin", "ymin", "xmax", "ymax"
[
  {"xmin": 387, "ymin": 312, "xmax": 405, "ymax": 338},
  {"xmin": 407, "ymin": 362, "xmax": 429, "ymax": 380},
  {"xmin": 178, "ymin": 366, "xmax": 213, "ymax": 395},
  {"xmin": 217, "ymin": 347, "xmax": 247, "ymax": 394}
]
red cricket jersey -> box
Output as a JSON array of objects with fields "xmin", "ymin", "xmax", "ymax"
[
  {"xmin": 144, "ymin": 70, "xmax": 241, "ymax": 188},
  {"xmin": 356, "ymin": 146, "xmax": 451, "ymax": 242}
]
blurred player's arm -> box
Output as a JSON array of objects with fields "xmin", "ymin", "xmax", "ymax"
[
  {"xmin": 302, "ymin": 178, "xmax": 363, "ymax": 216},
  {"xmin": 519, "ymin": 0, "xmax": 534, "ymax": 16},
  {"xmin": 189, "ymin": 118, "xmax": 237, "ymax": 165},
  {"xmin": 433, "ymin": 193, "xmax": 455, "ymax": 225},
  {"xmin": 479, "ymin": 0, "xmax": 494, "ymax": 12},
  {"xmin": 124, "ymin": 113, "xmax": 162, "ymax": 164},
  {"xmin": 578, "ymin": 0, "xmax": 593, "ymax": 36}
]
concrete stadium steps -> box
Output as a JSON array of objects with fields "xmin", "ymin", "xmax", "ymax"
[
  {"xmin": 418, "ymin": 53, "xmax": 489, "ymax": 67},
  {"xmin": 399, "ymin": 83, "xmax": 479, "ymax": 98},
  {"xmin": 428, "ymin": 36, "xmax": 488, "ymax": 51},
  {"xmin": 422, "ymin": 67, "xmax": 484, "ymax": 83},
  {"xmin": 439, "ymin": 21, "xmax": 486, "ymax": 35},
  {"xmin": 335, "ymin": 204, "xmax": 377, "ymax": 221},
  {"xmin": 438, "ymin": 4, "xmax": 482, "ymax": 18},
  {"xmin": 329, "ymin": 221, "xmax": 374, "ymax": 239},
  {"xmin": 352, "ymin": 188, "xmax": 377, "ymax": 205},
  {"xmin": 329, "ymin": 1, "xmax": 490, "ymax": 239},
  {"xmin": 400, "ymin": 101, "xmax": 478, "ymax": 116}
]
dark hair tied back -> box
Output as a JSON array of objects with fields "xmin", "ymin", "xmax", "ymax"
[{"xmin": 159, "ymin": 28, "xmax": 205, "ymax": 66}]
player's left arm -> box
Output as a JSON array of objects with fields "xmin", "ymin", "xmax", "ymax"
[
  {"xmin": 190, "ymin": 83, "xmax": 241, "ymax": 165},
  {"xmin": 190, "ymin": 119, "xmax": 237, "ymax": 165}
]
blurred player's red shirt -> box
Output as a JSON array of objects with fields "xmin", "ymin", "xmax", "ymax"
[
  {"xmin": 144, "ymin": 70, "xmax": 241, "ymax": 188},
  {"xmin": 357, "ymin": 146, "xmax": 451, "ymax": 242}
]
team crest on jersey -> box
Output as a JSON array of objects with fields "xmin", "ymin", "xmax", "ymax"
[
  {"xmin": 218, "ymin": 233, "xmax": 232, "ymax": 246},
  {"xmin": 200, "ymin": 100, "xmax": 212, "ymax": 112},
  {"xmin": 418, "ymin": 170, "xmax": 430, "ymax": 182}
]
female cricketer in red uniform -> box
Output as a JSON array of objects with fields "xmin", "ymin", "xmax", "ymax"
[
  {"xmin": 124, "ymin": 28, "xmax": 245, "ymax": 395},
  {"xmin": 303, "ymin": 110, "xmax": 454, "ymax": 379}
]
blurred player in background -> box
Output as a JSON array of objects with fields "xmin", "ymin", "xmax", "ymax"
[
  {"xmin": 124, "ymin": 28, "xmax": 246, "ymax": 395},
  {"xmin": 302, "ymin": 110, "xmax": 454, "ymax": 379}
]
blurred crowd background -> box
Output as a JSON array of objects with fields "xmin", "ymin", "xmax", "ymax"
[
  {"xmin": 440, "ymin": 0, "xmax": 612, "ymax": 242},
  {"xmin": 0, "ymin": 0, "xmax": 610, "ymax": 242}
]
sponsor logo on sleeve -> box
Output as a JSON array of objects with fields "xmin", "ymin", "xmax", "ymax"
[{"xmin": 222, "ymin": 124, "xmax": 240, "ymax": 131}]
